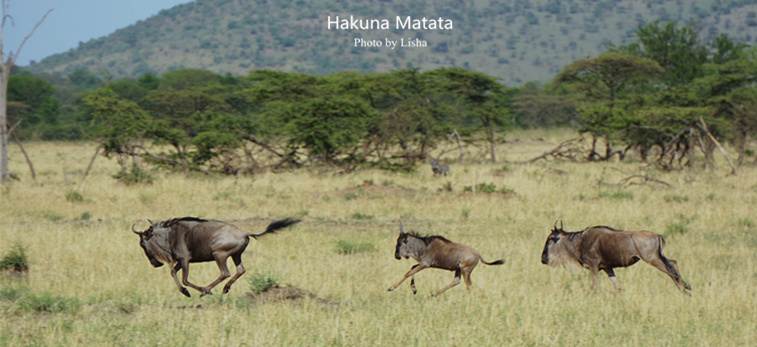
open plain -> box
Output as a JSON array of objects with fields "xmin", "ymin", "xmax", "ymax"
[{"xmin": 1, "ymin": 129, "xmax": 755, "ymax": 346}]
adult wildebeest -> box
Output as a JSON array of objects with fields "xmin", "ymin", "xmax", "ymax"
[
  {"xmin": 541, "ymin": 221, "xmax": 691, "ymax": 294},
  {"xmin": 388, "ymin": 222, "xmax": 504, "ymax": 297},
  {"xmin": 132, "ymin": 217, "xmax": 300, "ymax": 297}
]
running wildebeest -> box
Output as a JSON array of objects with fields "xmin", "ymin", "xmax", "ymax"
[
  {"xmin": 430, "ymin": 160, "xmax": 450, "ymax": 176},
  {"xmin": 132, "ymin": 217, "xmax": 300, "ymax": 297},
  {"xmin": 541, "ymin": 221, "xmax": 691, "ymax": 295},
  {"xmin": 388, "ymin": 222, "xmax": 504, "ymax": 297}
]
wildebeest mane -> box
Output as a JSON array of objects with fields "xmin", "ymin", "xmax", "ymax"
[
  {"xmin": 160, "ymin": 217, "xmax": 208, "ymax": 228},
  {"xmin": 407, "ymin": 231, "xmax": 452, "ymax": 245}
]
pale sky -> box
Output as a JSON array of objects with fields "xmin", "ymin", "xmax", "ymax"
[{"xmin": 3, "ymin": 0, "xmax": 193, "ymax": 66}]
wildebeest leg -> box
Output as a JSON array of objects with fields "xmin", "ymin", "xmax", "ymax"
[
  {"xmin": 222, "ymin": 253, "xmax": 246, "ymax": 294},
  {"xmin": 409, "ymin": 264, "xmax": 419, "ymax": 294},
  {"xmin": 176, "ymin": 259, "xmax": 202, "ymax": 295},
  {"xmin": 388, "ymin": 264, "xmax": 427, "ymax": 292},
  {"xmin": 589, "ymin": 266, "xmax": 600, "ymax": 292},
  {"xmin": 604, "ymin": 268, "xmax": 623, "ymax": 292},
  {"xmin": 178, "ymin": 260, "xmax": 206, "ymax": 295},
  {"xmin": 462, "ymin": 263, "xmax": 477, "ymax": 292},
  {"xmin": 432, "ymin": 269, "xmax": 461, "ymax": 297},
  {"xmin": 171, "ymin": 263, "xmax": 191, "ymax": 297},
  {"xmin": 647, "ymin": 257, "xmax": 691, "ymax": 294},
  {"xmin": 200, "ymin": 252, "xmax": 232, "ymax": 296}
]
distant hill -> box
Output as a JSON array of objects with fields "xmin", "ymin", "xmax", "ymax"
[{"xmin": 23, "ymin": 0, "xmax": 757, "ymax": 85}]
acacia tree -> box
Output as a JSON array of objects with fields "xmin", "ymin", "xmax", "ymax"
[
  {"xmin": 0, "ymin": 1, "xmax": 51, "ymax": 182},
  {"xmin": 553, "ymin": 52, "xmax": 663, "ymax": 160}
]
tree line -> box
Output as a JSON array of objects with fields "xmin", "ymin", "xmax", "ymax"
[{"xmin": 6, "ymin": 21, "xmax": 757, "ymax": 180}]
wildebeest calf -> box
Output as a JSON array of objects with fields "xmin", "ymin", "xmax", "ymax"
[
  {"xmin": 133, "ymin": 217, "xmax": 300, "ymax": 297},
  {"xmin": 388, "ymin": 222, "xmax": 504, "ymax": 297},
  {"xmin": 541, "ymin": 221, "xmax": 691, "ymax": 295}
]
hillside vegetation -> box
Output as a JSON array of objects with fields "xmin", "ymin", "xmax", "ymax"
[{"xmin": 24, "ymin": 0, "xmax": 757, "ymax": 83}]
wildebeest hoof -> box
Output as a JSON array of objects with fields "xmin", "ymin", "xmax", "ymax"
[
  {"xmin": 412, "ymin": 289, "xmax": 417, "ymax": 295},
  {"xmin": 387, "ymin": 288, "xmax": 394, "ymax": 292},
  {"xmin": 223, "ymin": 286, "xmax": 231, "ymax": 294},
  {"xmin": 200, "ymin": 290, "xmax": 213, "ymax": 297},
  {"xmin": 181, "ymin": 288, "xmax": 191, "ymax": 297}
]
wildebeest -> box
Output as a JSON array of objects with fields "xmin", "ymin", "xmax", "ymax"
[
  {"xmin": 388, "ymin": 222, "xmax": 504, "ymax": 297},
  {"xmin": 430, "ymin": 160, "xmax": 450, "ymax": 176},
  {"xmin": 541, "ymin": 221, "xmax": 691, "ymax": 294},
  {"xmin": 132, "ymin": 217, "xmax": 300, "ymax": 297}
]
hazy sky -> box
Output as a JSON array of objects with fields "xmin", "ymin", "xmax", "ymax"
[{"xmin": 3, "ymin": 0, "xmax": 193, "ymax": 66}]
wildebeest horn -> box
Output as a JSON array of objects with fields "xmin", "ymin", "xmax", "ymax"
[
  {"xmin": 148, "ymin": 219, "xmax": 155, "ymax": 226},
  {"xmin": 399, "ymin": 221, "xmax": 405, "ymax": 234},
  {"xmin": 559, "ymin": 220, "xmax": 563, "ymax": 231},
  {"xmin": 132, "ymin": 223, "xmax": 141, "ymax": 235},
  {"xmin": 553, "ymin": 220, "xmax": 558, "ymax": 231}
]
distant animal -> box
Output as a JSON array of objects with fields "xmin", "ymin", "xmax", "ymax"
[
  {"xmin": 541, "ymin": 221, "xmax": 691, "ymax": 294},
  {"xmin": 430, "ymin": 160, "xmax": 450, "ymax": 176},
  {"xmin": 388, "ymin": 222, "xmax": 504, "ymax": 297},
  {"xmin": 132, "ymin": 217, "xmax": 300, "ymax": 297}
]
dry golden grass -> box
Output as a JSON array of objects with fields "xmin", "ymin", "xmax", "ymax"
[{"xmin": 1, "ymin": 131, "xmax": 756, "ymax": 346}]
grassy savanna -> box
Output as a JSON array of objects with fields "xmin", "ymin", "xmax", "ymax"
[{"xmin": 1, "ymin": 129, "xmax": 756, "ymax": 346}]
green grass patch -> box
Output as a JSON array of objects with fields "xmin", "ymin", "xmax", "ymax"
[
  {"xmin": 21, "ymin": 292, "xmax": 80, "ymax": 314},
  {"xmin": 65, "ymin": 190, "xmax": 85, "ymax": 203},
  {"xmin": 463, "ymin": 182, "xmax": 514, "ymax": 195},
  {"xmin": 349, "ymin": 212, "xmax": 373, "ymax": 220},
  {"xmin": 597, "ymin": 190, "xmax": 633, "ymax": 200},
  {"xmin": 663, "ymin": 194, "xmax": 689, "ymax": 203},
  {"xmin": 248, "ymin": 272, "xmax": 281, "ymax": 293},
  {"xmin": 0, "ymin": 243, "xmax": 28, "ymax": 273},
  {"xmin": 335, "ymin": 240, "xmax": 375, "ymax": 255}
]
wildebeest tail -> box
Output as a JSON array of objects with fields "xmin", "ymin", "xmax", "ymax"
[
  {"xmin": 657, "ymin": 235, "xmax": 682, "ymax": 283},
  {"xmin": 481, "ymin": 257, "xmax": 505, "ymax": 266},
  {"xmin": 249, "ymin": 218, "xmax": 301, "ymax": 238}
]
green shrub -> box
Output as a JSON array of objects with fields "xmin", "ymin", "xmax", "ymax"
[
  {"xmin": 0, "ymin": 243, "xmax": 28, "ymax": 273},
  {"xmin": 65, "ymin": 190, "xmax": 84, "ymax": 202},
  {"xmin": 248, "ymin": 272, "xmax": 281, "ymax": 293},
  {"xmin": 335, "ymin": 240, "xmax": 375, "ymax": 255}
]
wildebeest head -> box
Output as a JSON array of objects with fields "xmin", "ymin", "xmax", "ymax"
[
  {"xmin": 541, "ymin": 220, "xmax": 570, "ymax": 266},
  {"xmin": 394, "ymin": 222, "xmax": 426, "ymax": 260},
  {"xmin": 132, "ymin": 220, "xmax": 165, "ymax": 268}
]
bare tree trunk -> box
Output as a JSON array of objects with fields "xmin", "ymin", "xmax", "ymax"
[
  {"xmin": 81, "ymin": 146, "xmax": 101, "ymax": 183},
  {"xmin": 0, "ymin": 3, "xmax": 52, "ymax": 183}
]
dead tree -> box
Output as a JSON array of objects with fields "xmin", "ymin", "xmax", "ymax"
[{"xmin": 0, "ymin": 2, "xmax": 52, "ymax": 183}]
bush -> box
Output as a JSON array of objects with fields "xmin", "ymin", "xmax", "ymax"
[{"xmin": 248, "ymin": 272, "xmax": 281, "ymax": 293}]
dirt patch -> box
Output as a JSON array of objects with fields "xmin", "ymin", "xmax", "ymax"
[{"xmin": 247, "ymin": 285, "xmax": 337, "ymax": 306}]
